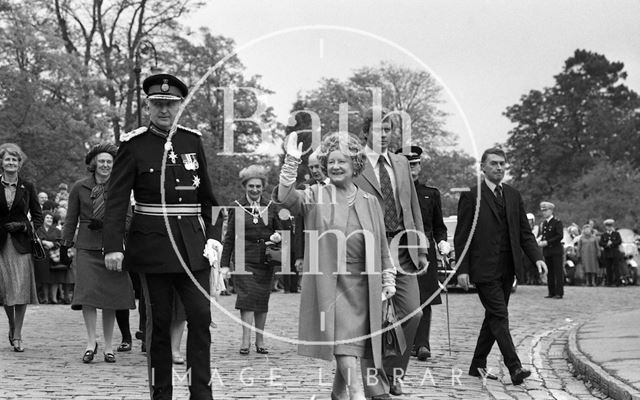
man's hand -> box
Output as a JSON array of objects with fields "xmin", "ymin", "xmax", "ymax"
[
  {"xmin": 437, "ymin": 240, "xmax": 451, "ymax": 255},
  {"xmin": 457, "ymin": 273, "xmax": 470, "ymax": 291},
  {"xmin": 539, "ymin": 240, "xmax": 548, "ymax": 247},
  {"xmin": 294, "ymin": 258, "xmax": 304, "ymax": 272},
  {"xmin": 285, "ymin": 131, "xmax": 304, "ymax": 158},
  {"xmin": 536, "ymin": 260, "xmax": 548, "ymax": 276},
  {"xmin": 417, "ymin": 254, "xmax": 429, "ymax": 272},
  {"xmin": 104, "ymin": 252, "xmax": 124, "ymax": 272}
]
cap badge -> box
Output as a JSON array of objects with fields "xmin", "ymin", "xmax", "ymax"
[{"xmin": 161, "ymin": 79, "xmax": 170, "ymax": 92}]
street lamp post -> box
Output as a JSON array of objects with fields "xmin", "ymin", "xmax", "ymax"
[{"xmin": 134, "ymin": 39, "xmax": 158, "ymax": 127}]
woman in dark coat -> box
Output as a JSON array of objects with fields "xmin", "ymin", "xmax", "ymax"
[
  {"xmin": 61, "ymin": 144, "xmax": 135, "ymax": 363},
  {"xmin": 0, "ymin": 143, "xmax": 43, "ymax": 352},
  {"xmin": 34, "ymin": 211, "xmax": 63, "ymax": 303},
  {"xmin": 220, "ymin": 164, "xmax": 281, "ymax": 355}
]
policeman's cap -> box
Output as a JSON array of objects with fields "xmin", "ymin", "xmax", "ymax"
[
  {"xmin": 143, "ymin": 73, "xmax": 188, "ymax": 101},
  {"xmin": 395, "ymin": 146, "xmax": 423, "ymax": 164},
  {"xmin": 539, "ymin": 201, "xmax": 555, "ymax": 210},
  {"xmin": 603, "ymin": 219, "xmax": 615, "ymax": 226}
]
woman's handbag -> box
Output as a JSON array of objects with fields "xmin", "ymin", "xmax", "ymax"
[
  {"xmin": 265, "ymin": 242, "xmax": 282, "ymax": 267},
  {"xmin": 382, "ymin": 298, "xmax": 407, "ymax": 358},
  {"xmin": 30, "ymin": 229, "xmax": 47, "ymax": 261}
]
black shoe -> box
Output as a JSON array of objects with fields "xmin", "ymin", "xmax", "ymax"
[
  {"xmin": 389, "ymin": 377, "xmax": 404, "ymax": 396},
  {"xmin": 117, "ymin": 341, "xmax": 132, "ymax": 352},
  {"xmin": 544, "ymin": 295, "xmax": 554, "ymax": 298},
  {"xmin": 141, "ymin": 342, "xmax": 146, "ymax": 353},
  {"xmin": 103, "ymin": 352, "xmax": 116, "ymax": 363},
  {"xmin": 371, "ymin": 395, "xmax": 391, "ymax": 400},
  {"xmin": 469, "ymin": 368, "xmax": 498, "ymax": 380},
  {"xmin": 510, "ymin": 367, "xmax": 531, "ymax": 385},
  {"xmin": 417, "ymin": 346, "xmax": 431, "ymax": 361},
  {"xmin": 71, "ymin": 304, "xmax": 82, "ymax": 311},
  {"xmin": 134, "ymin": 331, "xmax": 144, "ymax": 340},
  {"xmin": 554, "ymin": 295, "xmax": 563, "ymax": 299},
  {"xmin": 82, "ymin": 343, "xmax": 98, "ymax": 363}
]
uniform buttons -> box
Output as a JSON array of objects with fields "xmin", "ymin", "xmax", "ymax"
[
  {"xmin": 177, "ymin": 216, "xmax": 182, "ymax": 220},
  {"xmin": 150, "ymin": 168, "xmax": 154, "ymax": 173},
  {"xmin": 176, "ymin": 178, "xmax": 180, "ymax": 183},
  {"xmin": 178, "ymin": 197, "xmax": 182, "ymax": 202}
]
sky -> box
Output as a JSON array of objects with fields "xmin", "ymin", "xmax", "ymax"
[{"xmin": 182, "ymin": 0, "xmax": 640, "ymax": 160}]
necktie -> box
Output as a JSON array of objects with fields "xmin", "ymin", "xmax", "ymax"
[
  {"xmin": 494, "ymin": 185, "xmax": 504, "ymax": 207},
  {"xmin": 378, "ymin": 158, "xmax": 399, "ymax": 232}
]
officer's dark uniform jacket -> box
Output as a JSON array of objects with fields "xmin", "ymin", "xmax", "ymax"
[
  {"xmin": 415, "ymin": 181, "xmax": 446, "ymax": 305},
  {"xmin": 103, "ymin": 123, "xmax": 221, "ymax": 273},
  {"xmin": 538, "ymin": 217, "xmax": 564, "ymax": 256}
]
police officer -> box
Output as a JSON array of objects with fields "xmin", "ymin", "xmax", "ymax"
[
  {"xmin": 396, "ymin": 146, "xmax": 448, "ymax": 361},
  {"xmin": 103, "ymin": 73, "xmax": 222, "ymax": 400},
  {"xmin": 538, "ymin": 201, "xmax": 564, "ymax": 299}
]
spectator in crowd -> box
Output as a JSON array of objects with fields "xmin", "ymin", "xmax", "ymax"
[
  {"xmin": 577, "ymin": 224, "xmax": 601, "ymax": 286},
  {"xmin": 599, "ymin": 219, "xmax": 623, "ymax": 286},
  {"xmin": 396, "ymin": 146, "xmax": 447, "ymax": 362},
  {"xmin": 54, "ymin": 183, "xmax": 69, "ymax": 204},
  {"xmin": 524, "ymin": 213, "xmax": 541, "ymax": 285},
  {"xmin": 34, "ymin": 211, "xmax": 62, "ymax": 303},
  {"xmin": 54, "ymin": 206, "xmax": 67, "ymax": 230},
  {"xmin": 0, "ymin": 143, "xmax": 43, "ymax": 352},
  {"xmin": 538, "ymin": 202, "xmax": 564, "ymax": 299},
  {"xmin": 278, "ymin": 132, "xmax": 396, "ymax": 400},
  {"xmin": 38, "ymin": 191, "xmax": 56, "ymax": 212},
  {"xmin": 220, "ymin": 164, "xmax": 282, "ymax": 355},
  {"xmin": 61, "ymin": 143, "xmax": 135, "ymax": 363}
]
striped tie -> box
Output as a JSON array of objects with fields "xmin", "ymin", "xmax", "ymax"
[
  {"xmin": 91, "ymin": 183, "xmax": 106, "ymax": 221},
  {"xmin": 379, "ymin": 158, "xmax": 400, "ymax": 232}
]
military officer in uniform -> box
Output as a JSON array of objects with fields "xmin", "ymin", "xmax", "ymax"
[
  {"xmin": 396, "ymin": 146, "xmax": 448, "ymax": 361},
  {"xmin": 103, "ymin": 73, "xmax": 222, "ymax": 400}
]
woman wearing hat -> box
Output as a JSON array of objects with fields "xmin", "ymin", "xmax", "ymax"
[
  {"xmin": 0, "ymin": 143, "xmax": 43, "ymax": 352},
  {"xmin": 62, "ymin": 143, "xmax": 135, "ymax": 363},
  {"xmin": 220, "ymin": 164, "xmax": 282, "ymax": 355}
]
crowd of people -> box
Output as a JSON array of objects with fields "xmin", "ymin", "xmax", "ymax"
[{"xmin": 0, "ymin": 72, "xmax": 635, "ymax": 400}]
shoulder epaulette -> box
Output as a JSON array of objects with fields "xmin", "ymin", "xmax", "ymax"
[
  {"xmin": 119, "ymin": 126, "xmax": 147, "ymax": 142},
  {"xmin": 177, "ymin": 125, "xmax": 202, "ymax": 136}
]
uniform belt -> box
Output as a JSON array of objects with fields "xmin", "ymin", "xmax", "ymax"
[{"xmin": 134, "ymin": 202, "xmax": 201, "ymax": 216}]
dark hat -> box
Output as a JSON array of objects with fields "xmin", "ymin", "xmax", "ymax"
[
  {"xmin": 395, "ymin": 146, "xmax": 423, "ymax": 164},
  {"xmin": 142, "ymin": 73, "xmax": 188, "ymax": 101},
  {"xmin": 85, "ymin": 143, "xmax": 118, "ymax": 165}
]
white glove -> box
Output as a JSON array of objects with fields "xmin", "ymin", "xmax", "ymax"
[
  {"xmin": 437, "ymin": 240, "xmax": 451, "ymax": 255},
  {"xmin": 269, "ymin": 232, "xmax": 282, "ymax": 244},
  {"xmin": 203, "ymin": 239, "xmax": 223, "ymax": 267}
]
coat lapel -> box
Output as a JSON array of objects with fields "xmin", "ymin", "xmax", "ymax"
[
  {"xmin": 360, "ymin": 157, "xmax": 382, "ymax": 197},
  {"xmin": 10, "ymin": 177, "xmax": 26, "ymax": 212}
]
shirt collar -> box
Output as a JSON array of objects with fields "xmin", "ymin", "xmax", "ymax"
[
  {"xmin": 1, "ymin": 175, "xmax": 18, "ymax": 187},
  {"xmin": 364, "ymin": 144, "xmax": 390, "ymax": 166},
  {"xmin": 149, "ymin": 123, "xmax": 170, "ymax": 138},
  {"xmin": 246, "ymin": 194, "xmax": 261, "ymax": 207},
  {"xmin": 484, "ymin": 176, "xmax": 501, "ymax": 193}
]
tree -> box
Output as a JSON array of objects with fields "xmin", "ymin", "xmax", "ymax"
[
  {"xmin": 504, "ymin": 49, "xmax": 640, "ymax": 208},
  {"xmin": 291, "ymin": 62, "xmax": 476, "ymax": 202},
  {"xmin": 550, "ymin": 161, "xmax": 640, "ymax": 231},
  {"xmin": 0, "ymin": 1, "xmax": 105, "ymax": 191}
]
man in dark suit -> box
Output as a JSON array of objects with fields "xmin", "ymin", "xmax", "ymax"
[
  {"xmin": 353, "ymin": 108, "xmax": 428, "ymax": 399},
  {"xmin": 454, "ymin": 147, "xmax": 547, "ymax": 385},
  {"xmin": 537, "ymin": 201, "xmax": 564, "ymax": 298},
  {"xmin": 599, "ymin": 219, "xmax": 623, "ymax": 286},
  {"xmin": 396, "ymin": 146, "xmax": 448, "ymax": 362},
  {"xmin": 103, "ymin": 73, "xmax": 222, "ymax": 400}
]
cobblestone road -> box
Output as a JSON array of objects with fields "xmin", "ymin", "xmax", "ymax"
[{"xmin": 1, "ymin": 284, "xmax": 638, "ymax": 399}]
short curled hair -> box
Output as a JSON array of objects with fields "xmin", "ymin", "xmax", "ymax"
[
  {"xmin": 0, "ymin": 143, "xmax": 27, "ymax": 170},
  {"xmin": 480, "ymin": 147, "xmax": 507, "ymax": 164},
  {"xmin": 317, "ymin": 133, "xmax": 366, "ymax": 177}
]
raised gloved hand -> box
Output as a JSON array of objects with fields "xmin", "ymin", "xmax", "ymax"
[
  {"xmin": 3, "ymin": 222, "xmax": 26, "ymax": 233},
  {"xmin": 437, "ymin": 240, "xmax": 451, "ymax": 255}
]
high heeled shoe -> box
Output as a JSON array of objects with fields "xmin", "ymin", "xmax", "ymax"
[
  {"xmin": 103, "ymin": 352, "xmax": 116, "ymax": 363},
  {"xmin": 12, "ymin": 338, "xmax": 24, "ymax": 352},
  {"xmin": 255, "ymin": 344, "xmax": 269, "ymax": 354},
  {"xmin": 8, "ymin": 330, "xmax": 14, "ymax": 347},
  {"xmin": 82, "ymin": 343, "xmax": 98, "ymax": 363}
]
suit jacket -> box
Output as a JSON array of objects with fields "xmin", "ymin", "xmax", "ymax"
[
  {"xmin": 538, "ymin": 217, "xmax": 564, "ymax": 256},
  {"xmin": 103, "ymin": 125, "xmax": 222, "ymax": 273},
  {"xmin": 353, "ymin": 152, "xmax": 427, "ymax": 270},
  {"xmin": 453, "ymin": 181, "xmax": 542, "ymax": 283},
  {"xmin": 0, "ymin": 177, "xmax": 43, "ymax": 254}
]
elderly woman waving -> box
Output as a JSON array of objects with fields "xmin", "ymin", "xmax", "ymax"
[
  {"xmin": 277, "ymin": 132, "xmax": 396, "ymax": 400},
  {"xmin": 0, "ymin": 143, "xmax": 43, "ymax": 353}
]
